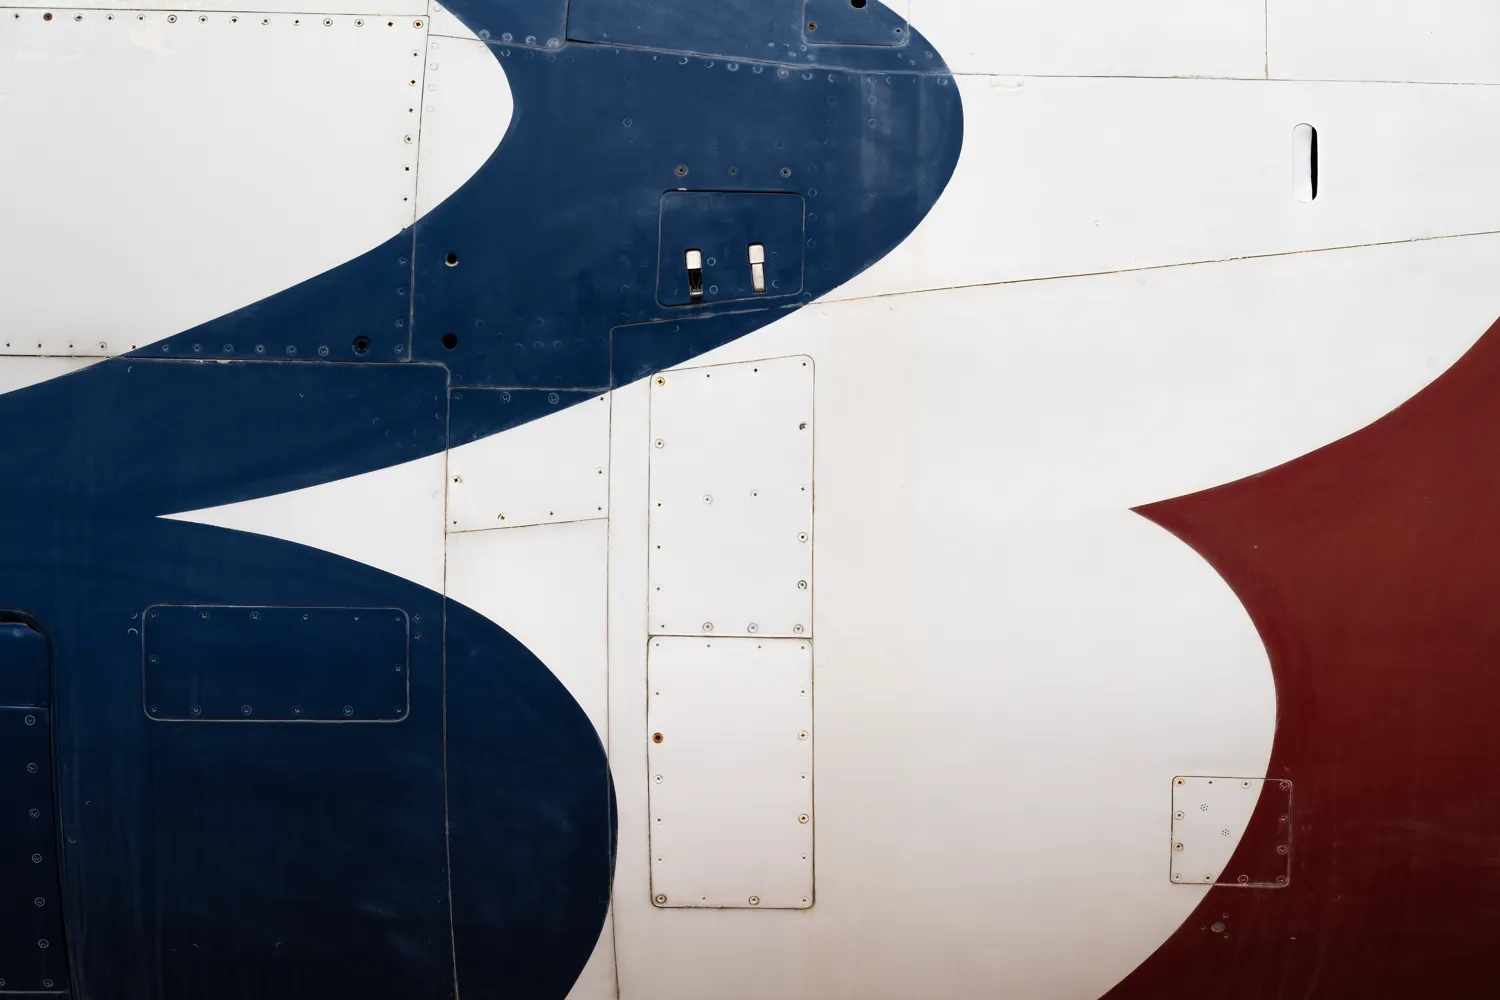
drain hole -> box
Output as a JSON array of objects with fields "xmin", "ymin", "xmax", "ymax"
[
  {"xmin": 352, "ymin": 335, "xmax": 371, "ymax": 355},
  {"xmin": 441, "ymin": 332, "xmax": 458, "ymax": 350}
]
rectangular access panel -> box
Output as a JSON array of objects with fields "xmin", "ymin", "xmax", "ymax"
[
  {"xmin": 143, "ymin": 605, "xmax": 409, "ymax": 722},
  {"xmin": 1171, "ymin": 776, "xmax": 1292, "ymax": 887},
  {"xmin": 648, "ymin": 636, "xmax": 813, "ymax": 908},
  {"xmin": 657, "ymin": 192, "xmax": 805, "ymax": 307},
  {"xmin": 649, "ymin": 355, "xmax": 814, "ymax": 638}
]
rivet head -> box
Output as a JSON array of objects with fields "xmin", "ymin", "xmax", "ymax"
[
  {"xmin": 654, "ymin": 894, "xmax": 667, "ymax": 905},
  {"xmin": 1210, "ymin": 921, "xmax": 1226, "ymax": 933}
]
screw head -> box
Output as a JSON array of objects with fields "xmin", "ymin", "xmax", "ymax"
[
  {"xmin": 654, "ymin": 894, "xmax": 667, "ymax": 905},
  {"xmin": 792, "ymin": 624, "xmax": 804, "ymax": 634},
  {"xmin": 797, "ymin": 580, "xmax": 808, "ymax": 590},
  {"xmin": 654, "ymin": 438, "xmax": 664, "ymax": 448},
  {"xmin": 702, "ymin": 622, "xmax": 714, "ymax": 632},
  {"xmin": 655, "ymin": 376, "xmax": 665, "ymax": 386},
  {"xmin": 748, "ymin": 895, "xmax": 760, "ymax": 905},
  {"xmin": 1173, "ymin": 842, "xmax": 1183, "ymax": 852},
  {"xmin": 798, "ymin": 814, "xmax": 810, "ymax": 824}
]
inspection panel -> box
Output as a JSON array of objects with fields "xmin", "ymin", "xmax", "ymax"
[
  {"xmin": 648, "ymin": 355, "xmax": 813, "ymax": 638},
  {"xmin": 648, "ymin": 636, "xmax": 813, "ymax": 908}
]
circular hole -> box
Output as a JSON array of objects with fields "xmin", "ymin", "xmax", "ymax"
[
  {"xmin": 445, "ymin": 252, "xmax": 459, "ymax": 266},
  {"xmin": 851, "ymin": 0, "xmax": 867, "ymax": 7},
  {"xmin": 441, "ymin": 332, "xmax": 458, "ymax": 350},
  {"xmin": 352, "ymin": 335, "xmax": 371, "ymax": 355}
]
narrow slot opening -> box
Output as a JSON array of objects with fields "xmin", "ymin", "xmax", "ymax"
[{"xmin": 1293, "ymin": 123, "xmax": 1319, "ymax": 203}]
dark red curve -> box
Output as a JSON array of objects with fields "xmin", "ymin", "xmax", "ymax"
[{"xmin": 1104, "ymin": 316, "xmax": 1500, "ymax": 1000}]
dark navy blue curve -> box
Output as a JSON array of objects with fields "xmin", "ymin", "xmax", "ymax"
[{"xmin": 0, "ymin": 2, "xmax": 962, "ymax": 997}]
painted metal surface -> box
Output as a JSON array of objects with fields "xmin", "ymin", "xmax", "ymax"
[
  {"xmin": 830, "ymin": 75, "xmax": 1500, "ymax": 304},
  {"xmin": 911, "ymin": 0, "xmax": 1264, "ymax": 77},
  {"xmin": 649, "ymin": 357, "xmax": 814, "ymax": 639},
  {"xmin": 0, "ymin": 10, "xmax": 429, "ymax": 357},
  {"xmin": 1268, "ymin": 0, "xmax": 1500, "ymax": 84},
  {"xmin": 140, "ymin": 605, "xmax": 410, "ymax": 723},
  {"xmin": 1104, "ymin": 314, "xmax": 1500, "ymax": 998},
  {"xmin": 656, "ymin": 192, "xmax": 805, "ymax": 307},
  {"xmin": 647, "ymin": 637, "xmax": 813, "ymax": 909},
  {"xmin": 447, "ymin": 391, "xmax": 610, "ymax": 531},
  {"xmin": 8, "ymin": 0, "xmax": 1500, "ymax": 995},
  {"xmin": 0, "ymin": 624, "xmax": 67, "ymax": 998},
  {"xmin": 1170, "ymin": 777, "xmax": 1290, "ymax": 888}
]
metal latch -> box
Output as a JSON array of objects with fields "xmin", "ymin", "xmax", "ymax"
[
  {"xmin": 747, "ymin": 243, "xmax": 765, "ymax": 293},
  {"xmin": 685, "ymin": 249, "xmax": 704, "ymax": 300}
]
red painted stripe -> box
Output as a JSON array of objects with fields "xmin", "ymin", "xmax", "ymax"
[{"xmin": 1106, "ymin": 315, "xmax": 1500, "ymax": 999}]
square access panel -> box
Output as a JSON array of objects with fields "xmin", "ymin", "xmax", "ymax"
[{"xmin": 657, "ymin": 191, "xmax": 805, "ymax": 307}]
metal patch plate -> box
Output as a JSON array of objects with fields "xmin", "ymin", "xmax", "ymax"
[
  {"xmin": 1171, "ymin": 776, "xmax": 1292, "ymax": 887},
  {"xmin": 649, "ymin": 355, "xmax": 814, "ymax": 638},
  {"xmin": 648, "ymin": 636, "xmax": 813, "ymax": 908},
  {"xmin": 142, "ymin": 606, "xmax": 409, "ymax": 722}
]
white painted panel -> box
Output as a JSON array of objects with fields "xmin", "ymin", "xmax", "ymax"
[
  {"xmin": 1269, "ymin": 0, "xmax": 1500, "ymax": 84},
  {"xmin": 415, "ymin": 33, "xmax": 512, "ymax": 217},
  {"xmin": 164, "ymin": 452, "xmax": 447, "ymax": 594},
  {"xmin": 610, "ymin": 233, "xmax": 1499, "ymax": 999},
  {"xmin": 649, "ymin": 357, "xmax": 813, "ymax": 639},
  {"xmin": 447, "ymin": 395, "xmax": 610, "ymax": 531},
  {"xmin": 829, "ymin": 76, "xmax": 1500, "ymax": 304},
  {"xmin": 445, "ymin": 519, "xmax": 609, "ymax": 739},
  {"xmin": 1171, "ymin": 777, "xmax": 1267, "ymax": 886},
  {"xmin": 0, "ymin": 11, "xmax": 425, "ymax": 355},
  {"xmin": 6, "ymin": 0, "xmax": 427, "ymax": 11},
  {"xmin": 913, "ymin": 0, "xmax": 1264, "ymax": 78},
  {"xmin": 648, "ymin": 636, "xmax": 813, "ymax": 909}
]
